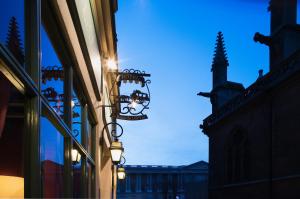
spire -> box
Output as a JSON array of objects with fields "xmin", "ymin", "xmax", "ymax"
[
  {"xmin": 6, "ymin": 17, "xmax": 24, "ymax": 64},
  {"xmin": 212, "ymin": 32, "xmax": 229, "ymax": 70},
  {"xmin": 211, "ymin": 32, "xmax": 228, "ymax": 89}
]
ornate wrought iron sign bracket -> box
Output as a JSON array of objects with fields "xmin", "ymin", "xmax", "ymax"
[{"xmin": 109, "ymin": 69, "xmax": 151, "ymax": 121}]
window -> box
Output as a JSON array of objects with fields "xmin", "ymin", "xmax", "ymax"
[
  {"xmin": 126, "ymin": 175, "xmax": 131, "ymax": 192},
  {"xmin": 73, "ymin": 146, "xmax": 82, "ymax": 198},
  {"xmin": 0, "ymin": 1, "xmax": 99, "ymax": 198},
  {"xmin": 168, "ymin": 174, "xmax": 172, "ymax": 191},
  {"xmin": 39, "ymin": 4, "xmax": 97, "ymax": 197},
  {"xmin": 141, "ymin": 174, "xmax": 147, "ymax": 192},
  {"xmin": 87, "ymin": 116, "xmax": 93, "ymax": 154},
  {"xmin": 136, "ymin": 174, "xmax": 142, "ymax": 192},
  {"xmin": 130, "ymin": 174, "xmax": 136, "ymax": 192},
  {"xmin": 226, "ymin": 128, "xmax": 247, "ymax": 183},
  {"xmin": 152, "ymin": 174, "xmax": 157, "ymax": 192},
  {"xmin": 72, "ymin": 91, "xmax": 82, "ymax": 143},
  {"xmin": 157, "ymin": 174, "xmax": 163, "ymax": 192},
  {"xmin": 87, "ymin": 161, "xmax": 94, "ymax": 198},
  {"xmin": 0, "ymin": 72, "xmax": 24, "ymax": 198},
  {"xmin": 40, "ymin": 116, "xmax": 64, "ymax": 198},
  {"xmin": 147, "ymin": 174, "xmax": 152, "ymax": 192},
  {"xmin": 41, "ymin": 25, "xmax": 64, "ymax": 118},
  {"xmin": 162, "ymin": 174, "xmax": 168, "ymax": 193}
]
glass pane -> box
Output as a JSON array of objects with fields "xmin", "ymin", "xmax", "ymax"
[
  {"xmin": 73, "ymin": 151, "xmax": 82, "ymax": 198},
  {"xmin": 0, "ymin": 72, "xmax": 24, "ymax": 198},
  {"xmin": 41, "ymin": 117, "xmax": 64, "ymax": 198},
  {"xmin": 0, "ymin": 0, "xmax": 25, "ymax": 66},
  {"xmin": 41, "ymin": 25, "xmax": 64, "ymax": 118},
  {"xmin": 87, "ymin": 117, "xmax": 92, "ymax": 154},
  {"xmin": 87, "ymin": 162, "xmax": 93, "ymax": 197},
  {"xmin": 72, "ymin": 91, "xmax": 82, "ymax": 143}
]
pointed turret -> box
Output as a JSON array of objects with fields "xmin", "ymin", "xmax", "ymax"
[
  {"xmin": 198, "ymin": 32, "xmax": 244, "ymax": 113},
  {"xmin": 212, "ymin": 32, "xmax": 228, "ymax": 89},
  {"xmin": 6, "ymin": 17, "xmax": 24, "ymax": 64}
]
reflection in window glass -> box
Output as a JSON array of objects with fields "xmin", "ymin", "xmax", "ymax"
[
  {"xmin": 41, "ymin": 117, "xmax": 64, "ymax": 198},
  {"xmin": 87, "ymin": 117, "xmax": 92, "ymax": 154},
  {"xmin": 0, "ymin": 0, "xmax": 25, "ymax": 66},
  {"xmin": 73, "ymin": 154, "xmax": 82, "ymax": 198},
  {"xmin": 0, "ymin": 73, "xmax": 24, "ymax": 198},
  {"xmin": 72, "ymin": 91, "xmax": 81, "ymax": 143},
  {"xmin": 41, "ymin": 25, "xmax": 64, "ymax": 118},
  {"xmin": 87, "ymin": 162, "xmax": 93, "ymax": 197}
]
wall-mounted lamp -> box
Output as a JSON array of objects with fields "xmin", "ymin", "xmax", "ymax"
[
  {"xmin": 117, "ymin": 156, "xmax": 126, "ymax": 180},
  {"xmin": 71, "ymin": 149, "xmax": 81, "ymax": 165},
  {"xmin": 117, "ymin": 166, "xmax": 126, "ymax": 180},
  {"xmin": 102, "ymin": 122, "xmax": 125, "ymax": 164},
  {"xmin": 110, "ymin": 141, "xmax": 124, "ymax": 164}
]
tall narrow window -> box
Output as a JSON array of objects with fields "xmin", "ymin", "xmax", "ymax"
[
  {"xmin": 125, "ymin": 175, "xmax": 131, "ymax": 192},
  {"xmin": 141, "ymin": 174, "xmax": 147, "ymax": 192},
  {"xmin": 73, "ymin": 146, "xmax": 82, "ymax": 198},
  {"xmin": 41, "ymin": 25, "xmax": 64, "ymax": 118},
  {"xmin": 136, "ymin": 174, "xmax": 142, "ymax": 192},
  {"xmin": 168, "ymin": 174, "xmax": 172, "ymax": 192},
  {"xmin": 87, "ymin": 116, "xmax": 93, "ymax": 154},
  {"xmin": 157, "ymin": 174, "xmax": 163, "ymax": 192},
  {"xmin": 226, "ymin": 128, "xmax": 247, "ymax": 183},
  {"xmin": 87, "ymin": 161, "xmax": 94, "ymax": 198},
  {"xmin": 72, "ymin": 91, "xmax": 82, "ymax": 143},
  {"xmin": 130, "ymin": 174, "xmax": 136, "ymax": 192},
  {"xmin": 147, "ymin": 174, "xmax": 152, "ymax": 192},
  {"xmin": 40, "ymin": 116, "xmax": 64, "ymax": 198}
]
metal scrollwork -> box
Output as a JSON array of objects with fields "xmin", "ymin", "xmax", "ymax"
[
  {"xmin": 42, "ymin": 65, "xmax": 64, "ymax": 83},
  {"xmin": 108, "ymin": 68, "xmax": 151, "ymax": 120},
  {"xmin": 72, "ymin": 129, "xmax": 80, "ymax": 137},
  {"xmin": 102, "ymin": 122, "xmax": 124, "ymax": 139},
  {"xmin": 119, "ymin": 156, "xmax": 126, "ymax": 165}
]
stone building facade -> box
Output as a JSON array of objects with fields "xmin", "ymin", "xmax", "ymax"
[
  {"xmin": 199, "ymin": 0, "xmax": 300, "ymax": 198},
  {"xmin": 117, "ymin": 161, "xmax": 208, "ymax": 199},
  {"xmin": 0, "ymin": 0, "xmax": 120, "ymax": 198}
]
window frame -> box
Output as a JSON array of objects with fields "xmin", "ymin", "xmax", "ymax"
[{"xmin": 0, "ymin": 0, "xmax": 98, "ymax": 197}]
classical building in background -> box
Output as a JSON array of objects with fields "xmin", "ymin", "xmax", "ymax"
[
  {"xmin": 117, "ymin": 161, "xmax": 208, "ymax": 199},
  {"xmin": 0, "ymin": 0, "xmax": 121, "ymax": 198},
  {"xmin": 199, "ymin": 0, "xmax": 300, "ymax": 198}
]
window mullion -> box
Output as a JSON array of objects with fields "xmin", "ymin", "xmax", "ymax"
[
  {"xmin": 64, "ymin": 65, "xmax": 73, "ymax": 197},
  {"xmin": 24, "ymin": 0, "xmax": 41, "ymax": 197}
]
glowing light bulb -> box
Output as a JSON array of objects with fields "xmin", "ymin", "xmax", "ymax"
[
  {"xmin": 130, "ymin": 101, "xmax": 137, "ymax": 108},
  {"xmin": 107, "ymin": 59, "xmax": 117, "ymax": 70},
  {"xmin": 71, "ymin": 100, "xmax": 75, "ymax": 108}
]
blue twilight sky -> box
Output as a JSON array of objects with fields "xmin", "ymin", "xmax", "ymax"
[
  {"xmin": 116, "ymin": 0, "xmax": 300, "ymax": 166},
  {"xmin": 0, "ymin": 1, "xmax": 299, "ymax": 166}
]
